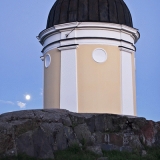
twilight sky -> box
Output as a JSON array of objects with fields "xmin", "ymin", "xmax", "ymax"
[{"xmin": 0, "ymin": 0, "xmax": 160, "ymax": 121}]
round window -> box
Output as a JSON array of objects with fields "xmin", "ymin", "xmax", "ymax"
[
  {"xmin": 45, "ymin": 54, "xmax": 51, "ymax": 68},
  {"xmin": 92, "ymin": 49, "xmax": 107, "ymax": 63}
]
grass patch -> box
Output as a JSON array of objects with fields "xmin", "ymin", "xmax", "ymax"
[
  {"xmin": 56, "ymin": 146, "xmax": 160, "ymax": 160},
  {"xmin": 103, "ymin": 147, "xmax": 160, "ymax": 160},
  {"xmin": 1, "ymin": 146, "xmax": 160, "ymax": 160},
  {"xmin": 54, "ymin": 143, "xmax": 98, "ymax": 160},
  {"xmin": 0, "ymin": 154, "xmax": 40, "ymax": 160}
]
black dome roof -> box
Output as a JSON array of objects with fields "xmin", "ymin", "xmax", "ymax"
[{"xmin": 46, "ymin": 0, "xmax": 133, "ymax": 29}]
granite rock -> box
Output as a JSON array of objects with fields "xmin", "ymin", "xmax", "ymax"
[{"xmin": 0, "ymin": 109, "xmax": 160, "ymax": 159}]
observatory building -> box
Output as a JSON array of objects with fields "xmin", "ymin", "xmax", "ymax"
[{"xmin": 37, "ymin": 0, "xmax": 140, "ymax": 115}]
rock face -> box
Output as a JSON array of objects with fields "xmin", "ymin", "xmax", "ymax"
[{"xmin": 0, "ymin": 109, "xmax": 160, "ymax": 159}]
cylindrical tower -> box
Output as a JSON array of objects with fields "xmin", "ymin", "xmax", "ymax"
[{"xmin": 37, "ymin": 0, "xmax": 140, "ymax": 115}]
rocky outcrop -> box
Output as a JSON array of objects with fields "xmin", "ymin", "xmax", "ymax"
[{"xmin": 0, "ymin": 109, "xmax": 160, "ymax": 159}]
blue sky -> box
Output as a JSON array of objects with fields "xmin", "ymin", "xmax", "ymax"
[{"xmin": 0, "ymin": 1, "xmax": 160, "ymax": 121}]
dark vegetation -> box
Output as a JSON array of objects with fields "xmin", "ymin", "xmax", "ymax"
[{"xmin": 1, "ymin": 145, "xmax": 160, "ymax": 160}]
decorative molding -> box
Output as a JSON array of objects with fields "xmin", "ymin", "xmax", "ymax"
[
  {"xmin": 42, "ymin": 37, "xmax": 135, "ymax": 53},
  {"xmin": 57, "ymin": 44, "xmax": 79, "ymax": 51},
  {"xmin": 38, "ymin": 27, "xmax": 56, "ymax": 41},
  {"xmin": 38, "ymin": 22, "xmax": 140, "ymax": 45},
  {"xmin": 42, "ymin": 42, "xmax": 60, "ymax": 55},
  {"xmin": 119, "ymin": 46, "xmax": 135, "ymax": 53}
]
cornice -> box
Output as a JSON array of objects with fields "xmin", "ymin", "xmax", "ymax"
[{"xmin": 37, "ymin": 22, "xmax": 140, "ymax": 45}]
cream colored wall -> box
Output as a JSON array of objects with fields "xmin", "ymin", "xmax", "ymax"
[
  {"xmin": 44, "ymin": 49, "xmax": 61, "ymax": 109},
  {"xmin": 77, "ymin": 45, "xmax": 121, "ymax": 114},
  {"xmin": 132, "ymin": 52, "xmax": 137, "ymax": 115}
]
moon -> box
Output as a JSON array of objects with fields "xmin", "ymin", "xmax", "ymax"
[{"xmin": 25, "ymin": 95, "xmax": 31, "ymax": 100}]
